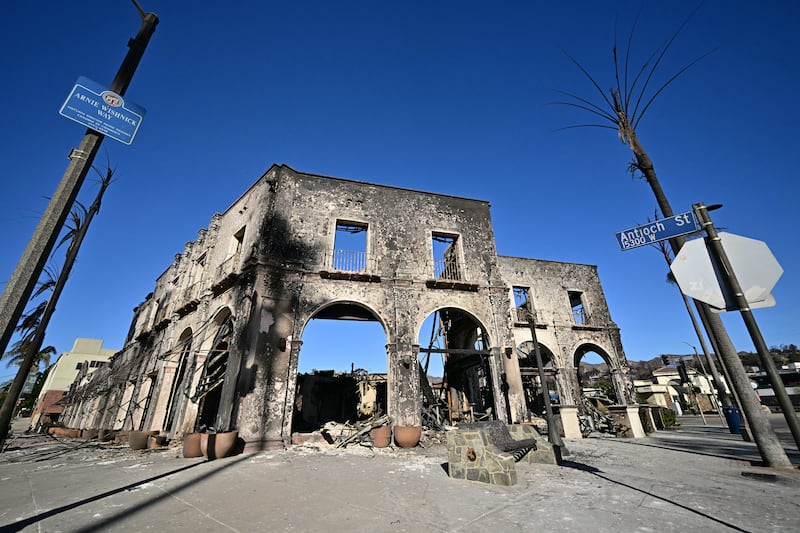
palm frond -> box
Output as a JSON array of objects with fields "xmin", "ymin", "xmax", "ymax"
[
  {"xmin": 551, "ymin": 90, "xmax": 618, "ymax": 123},
  {"xmin": 633, "ymin": 47, "xmax": 718, "ymax": 129},
  {"xmin": 560, "ymin": 49, "xmax": 616, "ymax": 114}
]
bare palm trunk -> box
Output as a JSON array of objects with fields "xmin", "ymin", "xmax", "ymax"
[
  {"xmin": 0, "ymin": 177, "xmax": 111, "ymax": 449},
  {"xmin": 616, "ymin": 105, "xmax": 791, "ymax": 466}
]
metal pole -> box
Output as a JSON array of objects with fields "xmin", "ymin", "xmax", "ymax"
[
  {"xmin": 0, "ymin": 5, "xmax": 158, "ymax": 450},
  {"xmin": 693, "ymin": 202, "xmax": 797, "ymax": 462},
  {"xmin": 525, "ymin": 303, "xmax": 563, "ymax": 464},
  {"xmin": 683, "ymin": 341, "xmax": 725, "ymax": 423}
]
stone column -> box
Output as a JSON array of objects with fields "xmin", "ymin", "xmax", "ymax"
[
  {"xmin": 557, "ymin": 405, "xmax": 583, "ymax": 439},
  {"xmin": 388, "ymin": 342, "xmax": 421, "ymax": 427},
  {"xmin": 608, "ymin": 405, "xmax": 646, "ymax": 438}
]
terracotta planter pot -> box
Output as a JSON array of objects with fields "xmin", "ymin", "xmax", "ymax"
[
  {"xmin": 370, "ymin": 425, "xmax": 392, "ymax": 448},
  {"xmin": 129, "ymin": 430, "xmax": 157, "ymax": 450},
  {"xmin": 183, "ymin": 433, "xmax": 203, "ymax": 458},
  {"xmin": 393, "ymin": 426, "xmax": 421, "ymax": 448},
  {"xmin": 67, "ymin": 429, "xmax": 81, "ymax": 439},
  {"xmin": 200, "ymin": 431, "xmax": 239, "ymax": 460}
]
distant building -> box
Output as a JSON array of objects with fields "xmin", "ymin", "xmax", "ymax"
[
  {"xmin": 636, "ymin": 364, "xmax": 723, "ymax": 414},
  {"xmin": 30, "ymin": 338, "xmax": 117, "ymax": 428}
]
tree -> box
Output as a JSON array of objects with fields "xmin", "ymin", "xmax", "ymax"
[
  {"xmin": 5, "ymin": 342, "xmax": 56, "ymax": 372},
  {"xmin": 554, "ymin": 10, "xmax": 792, "ymax": 467},
  {"xmin": 0, "ymin": 167, "xmax": 112, "ymax": 450}
]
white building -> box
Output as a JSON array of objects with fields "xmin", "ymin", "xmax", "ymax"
[{"xmin": 30, "ymin": 338, "xmax": 117, "ymax": 428}]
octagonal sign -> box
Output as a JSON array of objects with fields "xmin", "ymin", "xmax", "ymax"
[{"xmin": 670, "ymin": 232, "xmax": 783, "ymax": 310}]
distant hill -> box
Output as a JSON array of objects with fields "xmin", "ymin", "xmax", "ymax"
[{"xmin": 580, "ymin": 357, "xmax": 664, "ymax": 380}]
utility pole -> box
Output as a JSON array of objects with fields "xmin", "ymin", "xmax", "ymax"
[
  {"xmin": 525, "ymin": 302, "xmax": 563, "ymax": 464},
  {"xmin": 682, "ymin": 341, "xmax": 725, "ymax": 423},
  {"xmin": 0, "ymin": 2, "xmax": 158, "ymax": 450},
  {"xmin": 693, "ymin": 203, "xmax": 800, "ymax": 456}
]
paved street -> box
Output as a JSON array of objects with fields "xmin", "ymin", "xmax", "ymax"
[{"xmin": 1, "ymin": 415, "xmax": 798, "ymax": 532}]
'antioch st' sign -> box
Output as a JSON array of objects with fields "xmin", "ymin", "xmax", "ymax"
[
  {"xmin": 615, "ymin": 211, "xmax": 699, "ymax": 251},
  {"xmin": 59, "ymin": 76, "xmax": 146, "ymax": 145}
]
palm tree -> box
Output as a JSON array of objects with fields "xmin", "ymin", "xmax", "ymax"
[
  {"xmin": 0, "ymin": 167, "xmax": 113, "ymax": 449},
  {"xmin": 554, "ymin": 11, "xmax": 792, "ymax": 467},
  {"xmin": 5, "ymin": 341, "xmax": 56, "ymax": 373}
]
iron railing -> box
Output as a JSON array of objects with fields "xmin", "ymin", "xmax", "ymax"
[
  {"xmin": 572, "ymin": 306, "xmax": 587, "ymax": 325},
  {"xmin": 329, "ymin": 249, "xmax": 368, "ymax": 273},
  {"xmin": 433, "ymin": 259, "xmax": 461, "ymax": 281},
  {"xmin": 215, "ymin": 256, "xmax": 236, "ymax": 279}
]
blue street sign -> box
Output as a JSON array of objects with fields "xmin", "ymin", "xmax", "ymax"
[
  {"xmin": 615, "ymin": 211, "xmax": 700, "ymax": 251},
  {"xmin": 59, "ymin": 76, "xmax": 145, "ymax": 145}
]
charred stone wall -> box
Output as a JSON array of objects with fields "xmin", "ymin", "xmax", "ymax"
[
  {"xmin": 497, "ymin": 256, "xmax": 632, "ymax": 408},
  {"xmin": 61, "ymin": 165, "xmax": 629, "ymax": 448}
]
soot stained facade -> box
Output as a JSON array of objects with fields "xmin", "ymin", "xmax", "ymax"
[{"xmin": 61, "ymin": 165, "xmax": 632, "ymax": 449}]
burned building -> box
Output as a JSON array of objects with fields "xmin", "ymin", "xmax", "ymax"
[{"xmin": 61, "ymin": 165, "xmax": 634, "ymax": 448}]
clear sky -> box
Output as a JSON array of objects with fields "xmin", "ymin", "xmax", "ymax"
[{"xmin": 1, "ymin": 1, "xmax": 798, "ymax": 382}]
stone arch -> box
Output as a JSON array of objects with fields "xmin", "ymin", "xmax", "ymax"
[
  {"xmin": 289, "ymin": 299, "xmax": 390, "ymax": 435},
  {"xmin": 194, "ymin": 308, "xmax": 234, "ymax": 431},
  {"xmin": 417, "ymin": 306, "xmax": 498, "ymax": 425},
  {"xmin": 516, "ymin": 340, "xmax": 561, "ymax": 418},
  {"xmin": 299, "ymin": 299, "xmax": 390, "ymax": 340},
  {"xmin": 571, "ymin": 341, "xmax": 628, "ymax": 405},
  {"xmin": 162, "ymin": 327, "xmax": 194, "ymax": 435}
]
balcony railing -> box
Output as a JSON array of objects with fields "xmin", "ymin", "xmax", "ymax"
[
  {"xmin": 514, "ymin": 307, "xmax": 545, "ymax": 325},
  {"xmin": 215, "ymin": 255, "xmax": 236, "ymax": 280},
  {"xmin": 182, "ymin": 282, "xmax": 199, "ymax": 302},
  {"xmin": 433, "ymin": 259, "xmax": 462, "ymax": 281},
  {"xmin": 329, "ymin": 249, "xmax": 367, "ymax": 273}
]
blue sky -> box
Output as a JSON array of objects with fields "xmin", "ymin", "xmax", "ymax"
[{"xmin": 1, "ymin": 1, "xmax": 798, "ymax": 381}]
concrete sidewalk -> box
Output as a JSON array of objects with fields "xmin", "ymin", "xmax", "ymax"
[{"xmin": 1, "ymin": 416, "xmax": 798, "ymax": 532}]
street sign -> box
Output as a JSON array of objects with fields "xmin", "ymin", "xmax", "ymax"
[
  {"xmin": 615, "ymin": 211, "xmax": 699, "ymax": 251},
  {"xmin": 670, "ymin": 232, "xmax": 783, "ymax": 311},
  {"xmin": 59, "ymin": 76, "xmax": 146, "ymax": 145}
]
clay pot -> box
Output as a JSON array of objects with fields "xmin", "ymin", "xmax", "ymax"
[
  {"xmin": 67, "ymin": 429, "xmax": 81, "ymax": 439},
  {"xmin": 182, "ymin": 433, "xmax": 203, "ymax": 458},
  {"xmin": 129, "ymin": 430, "xmax": 157, "ymax": 450},
  {"xmin": 370, "ymin": 425, "xmax": 392, "ymax": 448},
  {"xmin": 81, "ymin": 429, "xmax": 98, "ymax": 441},
  {"xmin": 200, "ymin": 431, "xmax": 239, "ymax": 460},
  {"xmin": 393, "ymin": 426, "xmax": 421, "ymax": 448}
]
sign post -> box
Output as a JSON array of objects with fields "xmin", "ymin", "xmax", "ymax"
[{"xmin": 690, "ymin": 203, "xmax": 800, "ymax": 451}]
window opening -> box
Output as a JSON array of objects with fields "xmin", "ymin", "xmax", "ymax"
[
  {"xmin": 432, "ymin": 233, "xmax": 461, "ymax": 280},
  {"xmin": 232, "ymin": 226, "xmax": 245, "ymax": 255},
  {"xmin": 333, "ymin": 221, "xmax": 367, "ymax": 272},
  {"xmin": 569, "ymin": 291, "xmax": 586, "ymax": 325},
  {"xmin": 513, "ymin": 286, "xmax": 530, "ymax": 322}
]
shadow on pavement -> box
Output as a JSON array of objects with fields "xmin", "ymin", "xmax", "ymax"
[
  {"xmin": 560, "ymin": 459, "xmax": 752, "ymax": 532},
  {"xmin": 2, "ymin": 453, "xmax": 252, "ymax": 532}
]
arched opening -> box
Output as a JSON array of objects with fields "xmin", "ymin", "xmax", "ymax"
[
  {"xmin": 516, "ymin": 340, "xmax": 559, "ymax": 419},
  {"xmin": 293, "ymin": 301, "xmax": 388, "ymax": 435},
  {"xmin": 195, "ymin": 310, "xmax": 233, "ymax": 432},
  {"xmin": 417, "ymin": 307, "xmax": 495, "ymax": 427},
  {"xmin": 163, "ymin": 328, "xmax": 193, "ymax": 434},
  {"xmin": 574, "ymin": 345, "xmax": 615, "ymax": 405},
  {"xmin": 574, "ymin": 344, "xmax": 618, "ymax": 436}
]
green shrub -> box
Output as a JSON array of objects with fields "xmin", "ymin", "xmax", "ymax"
[{"xmin": 660, "ymin": 407, "xmax": 678, "ymax": 427}]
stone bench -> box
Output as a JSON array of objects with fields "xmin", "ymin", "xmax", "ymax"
[{"xmin": 446, "ymin": 420, "xmax": 557, "ymax": 486}]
